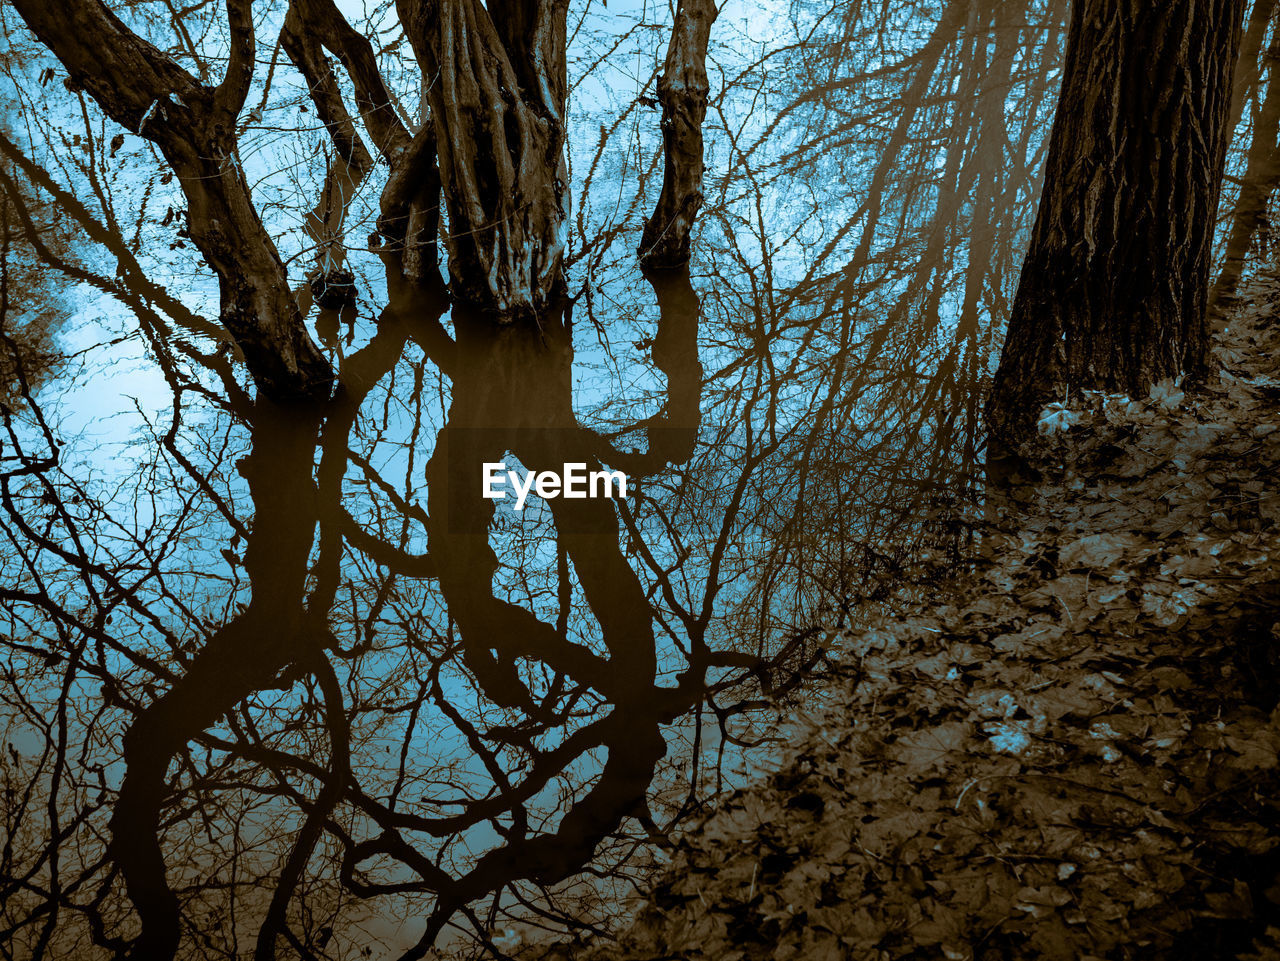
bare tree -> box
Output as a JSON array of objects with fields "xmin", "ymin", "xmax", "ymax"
[
  {"xmin": 0, "ymin": 0, "xmax": 747, "ymax": 957},
  {"xmin": 6, "ymin": 0, "xmax": 1267, "ymax": 957},
  {"xmin": 1212, "ymin": 11, "xmax": 1280, "ymax": 312},
  {"xmin": 699, "ymin": 0, "xmax": 1071, "ymax": 611}
]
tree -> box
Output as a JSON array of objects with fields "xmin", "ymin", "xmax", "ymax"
[
  {"xmin": 10, "ymin": 0, "xmax": 1264, "ymax": 957},
  {"xmin": 985, "ymin": 0, "xmax": 1248, "ymax": 455},
  {"xmin": 693, "ymin": 0, "xmax": 1072, "ymax": 609},
  {"xmin": 3, "ymin": 0, "xmax": 734, "ymax": 957},
  {"xmin": 1212, "ymin": 21, "xmax": 1280, "ymax": 313}
]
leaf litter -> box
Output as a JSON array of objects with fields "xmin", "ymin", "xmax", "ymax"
[{"xmin": 543, "ymin": 277, "xmax": 1280, "ymax": 960}]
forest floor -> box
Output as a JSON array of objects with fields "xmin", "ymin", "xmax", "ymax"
[{"xmin": 547, "ymin": 276, "xmax": 1280, "ymax": 961}]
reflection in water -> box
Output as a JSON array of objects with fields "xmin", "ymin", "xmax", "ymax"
[
  {"xmin": 84, "ymin": 0, "xmax": 727, "ymax": 953},
  {"xmin": 99, "ymin": 257, "xmax": 715, "ymax": 959},
  {"xmin": 0, "ymin": 0, "xmax": 937, "ymax": 956}
]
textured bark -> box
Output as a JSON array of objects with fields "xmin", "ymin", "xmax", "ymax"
[
  {"xmin": 398, "ymin": 0, "xmax": 569, "ymax": 316},
  {"xmin": 639, "ymin": 0, "xmax": 718, "ymax": 269},
  {"xmin": 986, "ymin": 0, "xmax": 1246, "ymax": 452},
  {"xmin": 286, "ymin": 0, "xmax": 413, "ymax": 161}
]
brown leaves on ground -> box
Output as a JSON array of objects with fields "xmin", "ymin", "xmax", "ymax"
[{"xmin": 542, "ymin": 277, "xmax": 1280, "ymax": 960}]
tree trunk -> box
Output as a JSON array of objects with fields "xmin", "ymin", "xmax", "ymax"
[
  {"xmin": 985, "ymin": 0, "xmax": 1246, "ymax": 455},
  {"xmin": 1226, "ymin": 0, "xmax": 1280, "ymax": 138},
  {"xmin": 1212, "ymin": 46, "xmax": 1280, "ymax": 313}
]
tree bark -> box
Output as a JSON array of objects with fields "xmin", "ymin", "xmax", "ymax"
[
  {"xmin": 985, "ymin": 0, "xmax": 1247, "ymax": 454},
  {"xmin": 398, "ymin": 0, "xmax": 570, "ymax": 317}
]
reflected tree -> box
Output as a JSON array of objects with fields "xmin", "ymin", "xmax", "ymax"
[
  {"xmin": 4, "ymin": 0, "xmax": 1271, "ymax": 958},
  {"xmin": 2, "ymin": 0, "xmax": 740, "ymax": 957}
]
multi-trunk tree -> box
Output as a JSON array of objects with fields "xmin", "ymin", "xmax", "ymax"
[
  {"xmin": 986, "ymin": 0, "xmax": 1248, "ymax": 455},
  {"xmin": 5, "ymin": 0, "xmax": 726, "ymax": 957}
]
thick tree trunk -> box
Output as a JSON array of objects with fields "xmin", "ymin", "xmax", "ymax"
[
  {"xmin": 985, "ymin": 0, "xmax": 1246, "ymax": 454},
  {"xmin": 11, "ymin": 0, "xmax": 335, "ymax": 402}
]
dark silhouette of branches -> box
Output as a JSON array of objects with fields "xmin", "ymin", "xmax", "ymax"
[{"xmin": 0, "ymin": 1, "xmax": 1273, "ymax": 958}]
